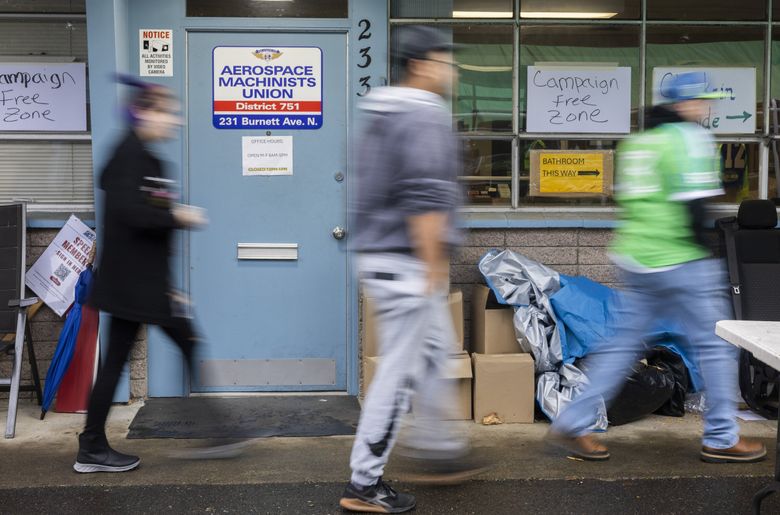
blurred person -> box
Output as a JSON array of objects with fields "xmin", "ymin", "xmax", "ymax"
[
  {"xmin": 547, "ymin": 71, "xmax": 766, "ymax": 464},
  {"xmin": 73, "ymin": 79, "xmax": 221, "ymax": 473},
  {"xmin": 339, "ymin": 26, "xmax": 486, "ymax": 514}
]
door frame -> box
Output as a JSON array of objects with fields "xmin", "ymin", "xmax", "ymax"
[{"xmin": 146, "ymin": 24, "xmax": 358, "ymax": 397}]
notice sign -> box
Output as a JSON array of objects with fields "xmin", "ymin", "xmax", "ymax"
[
  {"xmin": 213, "ymin": 46, "xmax": 322, "ymax": 130},
  {"xmin": 140, "ymin": 29, "xmax": 173, "ymax": 77},
  {"xmin": 529, "ymin": 150, "xmax": 614, "ymax": 197},
  {"xmin": 652, "ymin": 67, "xmax": 756, "ymax": 134},
  {"xmin": 242, "ymin": 136, "xmax": 293, "ymax": 176},
  {"xmin": 526, "ymin": 66, "xmax": 631, "ymax": 134},
  {"xmin": 0, "ymin": 63, "xmax": 86, "ymax": 131},
  {"xmin": 25, "ymin": 215, "xmax": 96, "ymax": 317}
]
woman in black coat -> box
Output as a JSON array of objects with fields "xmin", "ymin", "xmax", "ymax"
[{"xmin": 74, "ymin": 83, "xmax": 207, "ymax": 473}]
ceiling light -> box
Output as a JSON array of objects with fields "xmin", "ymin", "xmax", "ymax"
[
  {"xmin": 452, "ymin": 11, "xmax": 513, "ymax": 18},
  {"xmin": 520, "ymin": 11, "xmax": 618, "ymax": 19}
]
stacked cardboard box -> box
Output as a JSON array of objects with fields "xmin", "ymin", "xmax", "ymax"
[
  {"xmin": 471, "ymin": 285, "xmax": 535, "ymax": 424},
  {"xmin": 361, "ymin": 290, "xmax": 472, "ymax": 419}
]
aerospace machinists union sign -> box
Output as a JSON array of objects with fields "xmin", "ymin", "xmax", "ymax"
[{"xmin": 212, "ymin": 46, "xmax": 323, "ymax": 130}]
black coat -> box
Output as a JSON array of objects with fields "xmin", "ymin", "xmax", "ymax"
[{"xmin": 89, "ymin": 131, "xmax": 180, "ymax": 325}]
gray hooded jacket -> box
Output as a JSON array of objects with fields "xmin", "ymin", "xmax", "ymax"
[{"xmin": 350, "ymin": 86, "xmax": 462, "ymax": 254}]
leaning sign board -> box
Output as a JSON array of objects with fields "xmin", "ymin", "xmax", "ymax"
[
  {"xmin": 0, "ymin": 63, "xmax": 86, "ymax": 131},
  {"xmin": 652, "ymin": 67, "xmax": 756, "ymax": 134},
  {"xmin": 526, "ymin": 66, "xmax": 631, "ymax": 134},
  {"xmin": 25, "ymin": 215, "xmax": 96, "ymax": 317},
  {"xmin": 213, "ymin": 46, "xmax": 322, "ymax": 130},
  {"xmin": 529, "ymin": 150, "xmax": 614, "ymax": 197}
]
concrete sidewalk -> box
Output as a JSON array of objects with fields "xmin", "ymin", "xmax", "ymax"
[{"xmin": 0, "ymin": 399, "xmax": 778, "ymax": 514}]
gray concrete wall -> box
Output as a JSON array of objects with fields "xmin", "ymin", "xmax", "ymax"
[{"xmin": 5, "ymin": 228, "xmax": 622, "ymax": 401}]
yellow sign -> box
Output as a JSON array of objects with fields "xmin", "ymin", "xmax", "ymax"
[{"xmin": 529, "ymin": 150, "xmax": 613, "ymax": 197}]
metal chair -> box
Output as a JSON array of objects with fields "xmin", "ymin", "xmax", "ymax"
[{"xmin": 0, "ymin": 203, "xmax": 42, "ymax": 438}]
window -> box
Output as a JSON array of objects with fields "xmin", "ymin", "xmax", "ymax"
[
  {"xmin": 0, "ymin": 1, "xmax": 92, "ymax": 211},
  {"xmin": 187, "ymin": 0, "xmax": 348, "ymax": 18},
  {"xmin": 390, "ymin": 1, "xmax": 777, "ymax": 208}
]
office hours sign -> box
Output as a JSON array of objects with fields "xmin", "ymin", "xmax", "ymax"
[
  {"xmin": 213, "ymin": 46, "xmax": 322, "ymax": 130},
  {"xmin": 526, "ymin": 66, "xmax": 632, "ymax": 133}
]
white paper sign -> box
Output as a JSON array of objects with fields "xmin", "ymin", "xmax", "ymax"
[
  {"xmin": 527, "ymin": 66, "xmax": 632, "ymax": 133},
  {"xmin": 213, "ymin": 46, "xmax": 322, "ymax": 130},
  {"xmin": 140, "ymin": 29, "xmax": 173, "ymax": 77},
  {"xmin": 0, "ymin": 63, "xmax": 86, "ymax": 131},
  {"xmin": 25, "ymin": 215, "xmax": 96, "ymax": 317},
  {"xmin": 652, "ymin": 67, "xmax": 756, "ymax": 134},
  {"xmin": 242, "ymin": 136, "xmax": 293, "ymax": 176}
]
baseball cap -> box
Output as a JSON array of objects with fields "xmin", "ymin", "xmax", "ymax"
[
  {"xmin": 662, "ymin": 71, "xmax": 725, "ymax": 102},
  {"xmin": 392, "ymin": 25, "xmax": 456, "ymax": 65}
]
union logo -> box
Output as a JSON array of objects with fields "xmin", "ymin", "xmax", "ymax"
[{"xmin": 253, "ymin": 48, "xmax": 283, "ymax": 61}]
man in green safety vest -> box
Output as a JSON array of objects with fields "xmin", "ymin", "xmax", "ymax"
[{"xmin": 548, "ymin": 71, "xmax": 767, "ymax": 464}]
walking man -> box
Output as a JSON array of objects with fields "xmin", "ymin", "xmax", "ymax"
[
  {"xmin": 339, "ymin": 26, "xmax": 483, "ymax": 513},
  {"xmin": 548, "ymin": 71, "xmax": 766, "ymax": 464}
]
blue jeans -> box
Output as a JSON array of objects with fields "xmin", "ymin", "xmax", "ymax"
[{"xmin": 551, "ymin": 258, "xmax": 740, "ymax": 449}]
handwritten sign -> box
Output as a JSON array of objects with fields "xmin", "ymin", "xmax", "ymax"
[
  {"xmin": 529, "ymin": 150, "xmax": 614, "ymax": 197},
  {"xmin": 526, "ymin": 66, "xmax": 631, "ymax": 134},
  {"xmin": 0, "ymin": 63, "xmax": 86, "ymax": 131},
  {"xmin": 25, "ymin": 215, "xmax": 96, "ymax": 317},
  {"xmin": 242, "ymin": 136, "xmax": 293, "ymax": 176},
  {"xmin": 652, "ymin": 67, "xmax": 756, "ymax": 134}
]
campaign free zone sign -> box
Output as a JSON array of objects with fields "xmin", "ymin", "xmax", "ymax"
[{"xmin": 213, "ymin": 46, "xmax": 322, "ymax": 130}]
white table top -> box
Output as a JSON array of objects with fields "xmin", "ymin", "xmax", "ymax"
[{"xmin": 716, "ymin": 320, "xmax": 780, "ymax": 371}]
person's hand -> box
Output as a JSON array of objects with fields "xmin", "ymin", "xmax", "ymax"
[{"xmin": 173, "ymin": 204, "xmax": 209, "ymax": 229}]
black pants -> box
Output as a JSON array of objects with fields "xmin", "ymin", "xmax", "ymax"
[{"xmin": 83, "ymin": 315, "xmax": 199, "ymax": 437}]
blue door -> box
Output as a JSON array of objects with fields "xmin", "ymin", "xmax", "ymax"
[{"xmin": 186, "ymin": 31, "xmax": 348, "ymax": 392}]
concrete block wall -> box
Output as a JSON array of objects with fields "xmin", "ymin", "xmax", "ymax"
[{"xmin": 6, "ymin": 228, "xmax": 623, "ymax": 402}]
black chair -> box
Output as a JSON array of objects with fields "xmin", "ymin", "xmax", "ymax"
[
  {"xmin": 717, "ymin": 200, "xmax": 780, "ymax": 420},
  {"xmin": 0, "ymin": 203, "xmax": 42, "ymax": 438}
]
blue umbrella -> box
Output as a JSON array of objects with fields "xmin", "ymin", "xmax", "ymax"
[{"xmin": 40, "ymin": 265, "xmax": 94, "ymax": 419}]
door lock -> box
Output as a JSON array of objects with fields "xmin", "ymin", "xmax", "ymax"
[{"xmin": 332, "ymin": 226, "xmax": 346, "ymax": 240}]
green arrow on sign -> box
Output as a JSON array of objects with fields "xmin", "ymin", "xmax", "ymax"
[{"xmin": 726, "ymin": 111, "xmax": 752, "ymax": 123}]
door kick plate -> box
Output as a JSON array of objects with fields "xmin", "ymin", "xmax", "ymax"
[
  {"xmin": 199, "ymin": 359, "xmax": 337, "ymax": 386},
  {"xmin": 237, "ymin": 243, "xmax": 298, "ymax": 260}
]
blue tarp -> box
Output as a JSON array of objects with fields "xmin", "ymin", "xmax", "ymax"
[{"xmin": 550, "ymin": 274, "xmax": 703, "ymax": 391}]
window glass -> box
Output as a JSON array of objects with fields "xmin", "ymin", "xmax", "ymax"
[
  {"xmin": 0, "ymin": 141, "xmax": 93, "ymax": 204},
  {"xmin": 519, "ymin": 25, "xmax": 641, "ymax": 132},
  {"xmin": 646, "ymin": 26, "xmax": 765, "ymax": 134},
  {"xmin": 714, "ymin": 142, "xmax": 760, "ymax": 203},
  {"xmin": 0, "ymin": 0, "xmax": 85, "ymax": 13},
  {"xmin": 0, "ymin": 21, "xmax": 87, "ymax": 60},
  {"xmin": 461, "ymin": 138, "xmax": 513, "ymax": 206},
  {"xmin": 520, "ymin": 0, "xmax": 640, "ymax": 21},
  {"xmin": 390, "ymin": 25, "xmax": 514, "ymax": 133},
  {"xmin": 649, "ymin": 0, "xmax": 765, "ymax": 21},
  {"xmin": 187, "ymin": 0, "xmax": 348, "ymax": 18},
  {"xmin": 392, "ymin": 0, "xmax": 513, "ymax": 19}
]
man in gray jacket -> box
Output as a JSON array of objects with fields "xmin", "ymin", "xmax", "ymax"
[{"xmin": 339, "ymin": 26, "xmax": 483, "ymax": 514}]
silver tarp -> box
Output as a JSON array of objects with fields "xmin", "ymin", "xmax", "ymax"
[{"xmin": 478, "ymin": 249, "xmax": 608, "ymax": 431}]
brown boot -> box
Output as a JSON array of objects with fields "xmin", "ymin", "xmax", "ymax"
[
  {"xmin": 701, "ymin": 437, "xmax": 767, "ymax": 463},
  {"xmin": 546, "ymin": 430, "xmax": 610, "ymax": 461}
]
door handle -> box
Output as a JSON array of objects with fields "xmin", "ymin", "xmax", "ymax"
[{"xmin": 332, "ymin": 226, "xmax": 346, "ymax": 240}]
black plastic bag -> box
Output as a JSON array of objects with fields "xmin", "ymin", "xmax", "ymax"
[
  {"xmin": 607, "ymin": 360, "xmax": 676, "ymax": 426},
  {"xmin": 648, "ymin": 347, "xmax": 689, "ymax": 418}
]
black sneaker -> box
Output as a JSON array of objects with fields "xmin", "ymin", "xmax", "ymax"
[
  {"xmin": 339, "ymin": 478, "xmax": 416, "ymax": 513},
  {"xmin": 73, "ymin": 433, "xmax": 140, "ymax": 473}
]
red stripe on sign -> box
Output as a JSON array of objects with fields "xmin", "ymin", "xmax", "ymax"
[{"xmin": 213, "ymin": 101, "xmax": 321, "ymax": 112}]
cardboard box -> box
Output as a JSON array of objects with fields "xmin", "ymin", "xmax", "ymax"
[
  {"xmin": 472, "ymin": 285, "xmax": 520, "ymax": 354},
  {"xmin": 472, "ymin": 353, "xmax": 535, "ymax": 424},
  {"xmin": 361, "ymin": 352, "xmax": 473, "ymax": 420},
  {"xmin": 362, "ymin": 290, "xmax": 464, "ymax": 358}
]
